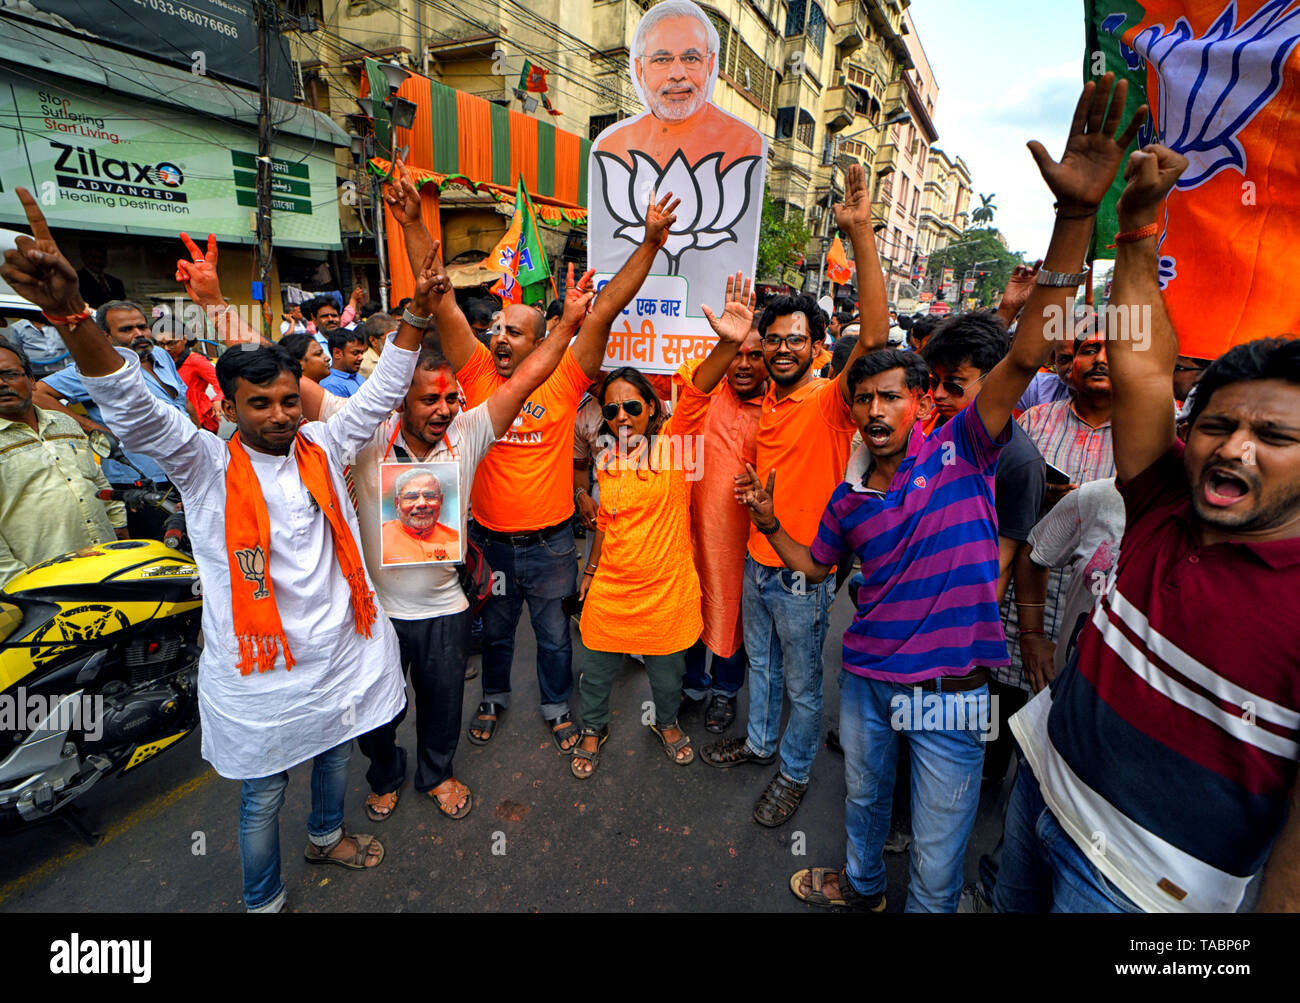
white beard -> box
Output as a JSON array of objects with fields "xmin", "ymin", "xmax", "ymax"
[{"xmin": 649, "ymin": 86, "xmax": 705, "ymax": 122}]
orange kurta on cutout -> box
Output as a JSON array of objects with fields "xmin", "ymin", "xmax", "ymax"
[{"xmin": 381, "ymin": 519, "xmax": 460, "ymax": 564}]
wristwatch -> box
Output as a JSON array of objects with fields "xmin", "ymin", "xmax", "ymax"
[
  {"xmin": 401, "ymin": 307, "xmax": 432, "ymax": 329},
  {"xmin": 1035, "ymin": 266, "xmax": 1090, "ymax": 288}
]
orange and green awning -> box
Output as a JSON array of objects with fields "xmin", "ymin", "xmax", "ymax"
[{"xmin": 364, "ymin": 59, "xmax": 590, "ymax": 209}]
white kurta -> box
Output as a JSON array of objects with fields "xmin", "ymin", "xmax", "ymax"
[{"xmin": 81, "ymin": 340, "xmax": 419, "ymax": 779}]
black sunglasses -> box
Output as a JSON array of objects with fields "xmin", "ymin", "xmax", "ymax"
[{"xmin": 602, "ymin": 399, "xmax": 645, "ymax": 420}]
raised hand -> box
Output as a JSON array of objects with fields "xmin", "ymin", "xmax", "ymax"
[
  {"xmin": 1027, "ymin": 72, "xmax": 1148, "ymax": 214},
  {"xmin": 411, "ymin": 240, "xmax": 447, "ymax": 316},
  {"xmin": 1116, "ymin": 144, "xmax": 1189, "ymax": 228},
  {"xmin": 643, "ymin": 191, "xmax": 680, "ymax": 250},
  {"xmin": 833, "ymin": 163, "xmax": 873, "ymax": 232},
  {"xmin": 561, "ymin": 263, "xmax": 596, "ymax": 329},
  {"xmin": 176, "ymin": 232, "xmax": 224, "ymax": 306},
  {"xmin": 998, "ymin": 259, "xmax": 1043, "ymax": 317},
  {"xmin": 702, "ymin": 271, "xmax": 755, "ymax": 344},
  {"xmin": 734, "ymin": 462, "xmax": 776, "ymax": 529},
  {"xmin": 382, "ymin": 159, "xmax": 424, "ymax": 229},
  {"xmin": 349, "ymin": 284, "xmax": 366, "ymax": 306},
  {"xmin": 0, "ymin": 188, "xmax": 84, "ymax": 316}
]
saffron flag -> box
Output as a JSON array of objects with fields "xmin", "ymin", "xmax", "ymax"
[
  {"xmin": 485, "ymin": 179, "xmax": 552, "ymax": 306},
  {"xmin": 826, "ymin": 235, "xmax": 854, "ymax": 285},
  {"xmin": 520, "ymin": 60, "xmax": 549, "ymax": 93},
  {"xmin": 1085, "ymin": 0, "xmax": 1300, "ymax": 359}
]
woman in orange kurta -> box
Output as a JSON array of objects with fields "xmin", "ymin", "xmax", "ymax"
[{"xmin": 571, "ymin": 274, "xmax": 754, "ymax": 779}]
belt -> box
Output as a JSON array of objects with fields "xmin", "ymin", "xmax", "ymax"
[
  {"xmin": 910, "ymin": 667, "xmax": 990, "ymax": 693},
  {"xmin": 471, "ymin": 519, "xmax": 571, "ymax": 546}
]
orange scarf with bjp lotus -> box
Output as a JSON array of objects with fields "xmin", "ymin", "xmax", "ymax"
[{"xmin": 225, "ymin": 432, "xmax": 376, "ymax": 674}]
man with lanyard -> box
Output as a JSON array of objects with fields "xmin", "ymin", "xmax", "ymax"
[
  {"xmin": 2, "ymin": 190, "xmax": 427, "ymax": 914},
  {"xmin": 302, "ymin": 250, "xmax": 596, "ymax": 822},
  {"xmin": 384, "ymin": 162, "xmax": 678, "ymax": 755}
]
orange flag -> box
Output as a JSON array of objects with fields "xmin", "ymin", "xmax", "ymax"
[{"xmin": 826, "ymin": 235, "xmax": 854, "ymax": 285}]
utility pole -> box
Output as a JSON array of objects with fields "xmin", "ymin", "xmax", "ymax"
[{"xmin": 254, "ymin": 0, "xmax": 276, "ymax": 337}]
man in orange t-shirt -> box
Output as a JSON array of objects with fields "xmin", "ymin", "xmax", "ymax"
[
  {"xmin": 700, "ymin": 165, "xmax": 889, "ymax": 830},
  {"xmin": 388, "ymin": 165, "xmax": 680, "ymax": 755}
]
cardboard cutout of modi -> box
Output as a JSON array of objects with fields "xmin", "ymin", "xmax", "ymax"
[{"xmin": 588, "ymin": 0, "xmax": 767, "ymax": 374}]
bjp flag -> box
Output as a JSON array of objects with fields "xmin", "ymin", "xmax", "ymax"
[
  {"xmin": 1086, "ymin": 0, "xmax": 1300, "ymax": 360},
  {"xmin": 485, "ymin": 179, "xmax": 552, "ymax": 306},
  {"xmin": 826, "ymin": 235, "xmax": 854, "ymax": 285}
]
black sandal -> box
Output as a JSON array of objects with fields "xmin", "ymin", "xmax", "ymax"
[
  {"xmin": 547, "ymin": 712, "xmax": 580, "ymax": 755},
  {"xmin": 570, "ymin": 725, "xmax": 609, "ymax": 780},
  {"xmin": 753, "ymin": 772, "xmax": 808, "ymax": 827},
  {"xmin": 467, "ymin": 701, "xmax": 504, "ymax": 746},
  {"xmin": 704, "ymin": 694, "xmax": 736, "ymax": 734}
]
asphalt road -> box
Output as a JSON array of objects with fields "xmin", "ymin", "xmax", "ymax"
[{"xmin": 0, "ymin": 549, "xmax": 1012, "ymax": 913}]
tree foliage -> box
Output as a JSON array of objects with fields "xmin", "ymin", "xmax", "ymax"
[
  {"xmin": 925, "ymin": 227, "xmax": 1025, "ymax": 308},
  {"xmin": 971, "ymin": 192, "xmax": 998, "ymax": 226},
  {"xmin": 757, "ymin": 189, "xmax": 811, "ymax": 282}
]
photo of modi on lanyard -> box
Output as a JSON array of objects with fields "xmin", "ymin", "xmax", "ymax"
[{"xmin": 379, "ymin": 461, "xmax": 463, "ymax": 566}]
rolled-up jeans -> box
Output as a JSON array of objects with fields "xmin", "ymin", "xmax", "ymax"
[
  {"xmin": 239, "ymin": 740, "xmax": 351, "ymax": 912},
  {"xmin": 840, "ymin": 671, "xmax": 987, "ymax": 912},
  {"xmin": 471, "ymin": 521, "xmax": 577, "ymax": 720},
  {"xmin": 741, "ymin": 554, "xmax": 834, "ymax": 785}
]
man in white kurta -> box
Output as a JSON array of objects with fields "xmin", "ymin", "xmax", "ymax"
[{"xmin": 81, "ymin": 335, "xmax": 417, "ymax": 912}]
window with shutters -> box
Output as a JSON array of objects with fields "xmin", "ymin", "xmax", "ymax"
[
  {"xmin": 807, "ymin": 3, "xmax": 826, "ymax": 51},
  {"xmin": 796, "ymin": 109, "xmax": 815, "ymax": 148},
  {"xmin": 785, "ymin": 0, "xmax": 806, "ymax": 37}
]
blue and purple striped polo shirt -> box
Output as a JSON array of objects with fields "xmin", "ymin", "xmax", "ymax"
[{"xmin": 810, "ymin": 406, "xmax": 1011, "ymax": 682}]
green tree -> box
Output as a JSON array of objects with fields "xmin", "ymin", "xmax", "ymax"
[
  {"xmin": 757, "ymin": 189, "xmax": 811, "ymax": 282},
  {"xmin": 925, "ymin": 228, "xmax": 1025, "ymax": 309},
  {"xmin": 971, "ymin": 192, "xmax": 998, "ymax": 226}
]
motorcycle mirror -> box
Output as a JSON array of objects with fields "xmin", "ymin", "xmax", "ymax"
[{"xmin": 89, "ymin": 429, "xmax": 118, "ymax": 460}]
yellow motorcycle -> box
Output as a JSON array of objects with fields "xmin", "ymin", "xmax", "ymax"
[{"xmin": 0, "ymin": 526, "xmax": 202, "ymax": 838}]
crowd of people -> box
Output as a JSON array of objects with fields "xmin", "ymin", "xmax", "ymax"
[{"xmin": 1, "ymin": 72, "xmax": 1297, "ymax": 914}]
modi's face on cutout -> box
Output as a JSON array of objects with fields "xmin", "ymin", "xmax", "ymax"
[
  {"xmin": 637, "ymin": 14, "xmax": 713, "ymax": 122},
  {"xmin": 396, "ymin": 473, "xmax": 444, "ymax": 536}
]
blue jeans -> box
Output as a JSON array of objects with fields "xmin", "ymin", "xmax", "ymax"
[
  {"xmin": 993, "ymin": 761, "xmax": 1142, "ymax": 913},
  {"xmin": 840, "ymin": 672, "xmax": 987, "ymax": 912},
  {"xmin": 741, "ymin": 555, "xmax": 834, "ymax": 785},
  {"xmin": 683, "ymin": 639, "xmax": 747, "ymax": 699},
  {"xmin": 238, "ymin": 740, "xmax": 351, "ymax": 912},
  {"xmin": 471, "ymin": 521, "xmax": 577, "ymax": 720}
]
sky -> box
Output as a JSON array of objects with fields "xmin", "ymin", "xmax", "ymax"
[{"xmin": 907, "ymin": 0, "xmax": 1091, "ymax": 263}]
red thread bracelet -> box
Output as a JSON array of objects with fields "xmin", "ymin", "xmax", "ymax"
[
  {"xmin": 41, "ymin": 307, "xmax": 93, "ymax": 326},
  {"xmin": 1106, "ymin": 222, "xmax": 1159, "ymax": 249}
]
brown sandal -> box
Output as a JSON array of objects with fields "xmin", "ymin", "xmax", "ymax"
[
  {"xmin": 649, "ymin": 722, "xmax": 694, "ymax": 765},
  {"xmin": 303, "ymin": 829, "xmax": 384, "ymax": 869},
  {"xmin": 428, "ymin": 777, "xmax": 473, "ymax": 819},
  {"xmin": 364, "ymin": 789, "xmax": 400, "ymax": 822}
]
